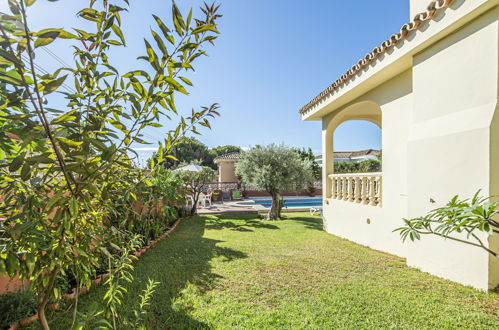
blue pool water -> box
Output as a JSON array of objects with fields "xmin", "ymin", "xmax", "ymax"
[{"xmin": 239, "ymin": 197, "xmax": 322, "ymax": 208}]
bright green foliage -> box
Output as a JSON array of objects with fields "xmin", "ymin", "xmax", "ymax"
[
  {"xmin": 46, "ymin": 214, "xmax": 499, "ymax": 329},
  {"xmin": 150, "ymin": 137, "xmax": 213, "ymax": 169},
  {"xmin": 334, "ymin": 159, "xmax": 381, "ymax": 173},
  {"xmin": 174, "ymin": 165, "xmax": 215, "ymax": 215},
  {"xmin": 105, "ymin": 167, "xmax": 185, "ymax": 244},
  {"xmin": 148, "ymin": 137, "xmax": 242, "ymax": 169},
  {"xmin": 74, "ymin": 236, "xmax": 160, "ymax": 329},
  {"xmin": 0, "ymin": 290, "xmax": 36, "ymax": 329},
  {"xmin": 236, "ymin": 144, "xmax": 313, "ymax": 219},
  {"xmin": 295, "ymin": 147, "xmax": 321, "ymax": 180},
  {"xmin": 395, "ymin": 191, "xmax": 499, "ymax": 257},
  {"xmin": 0, "ymin": 0, "xmax": 221, "ymax": 328}
]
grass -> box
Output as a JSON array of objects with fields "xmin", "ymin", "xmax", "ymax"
[{"xmin": 44, "ymin": 213, "xmax": 498, "ymax": 329}]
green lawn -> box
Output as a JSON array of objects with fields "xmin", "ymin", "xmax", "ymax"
[{"xmin": 46, "ymin": 213, "xmax": 498, "ymax": 329}]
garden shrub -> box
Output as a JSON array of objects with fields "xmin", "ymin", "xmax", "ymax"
[
  {"xmin": 334, "ymin": 159, "xmax": 381, "ymax": 173},
  {"xmin": 0, "ymin": 291, "xmax": 36, "ymax": 329}
]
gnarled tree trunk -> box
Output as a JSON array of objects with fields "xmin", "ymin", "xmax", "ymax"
[{"xmin": 267, "ymin": 191, "xmax": 281, "ymax": 220}]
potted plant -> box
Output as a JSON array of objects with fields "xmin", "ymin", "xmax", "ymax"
[
  {"xmin": 212, "ymin": 190, "xmax": 222, "ymax": 202},
  {"xmin": 307, "ymin": 185, "xmax": 316, "ymax": 197}
]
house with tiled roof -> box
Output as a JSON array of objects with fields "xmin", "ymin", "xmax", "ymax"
[
  {"xmin": 214, "ymin": 152, "xmax": 241, "ymax": 183},
  {"xmin": 300, "ymin": 0, "xmax": 498, "ymax": 290},
  {"xmin": 315, "ymin": 149, "xmax": 380, "ymax": 166}
]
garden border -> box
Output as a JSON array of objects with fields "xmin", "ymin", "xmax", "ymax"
[{"xmin": 8, "ymin": 216, "xmax": 189, "ymax": 330}]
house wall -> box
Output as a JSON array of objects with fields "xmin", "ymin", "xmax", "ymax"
[
  {"xmin": 322, "ymin": 70, "xmax": 412, "ymax": 258},
  {"xmin": 406, "ymin": 7, "xmax": 499, "ymax": 290},
  {"xmin": 217, "ymin": 161, "xmax": 238, "ymax": 183},
  {"xmin": 321, "ymin": 7, "xmax": 499, "ymax": 291}
]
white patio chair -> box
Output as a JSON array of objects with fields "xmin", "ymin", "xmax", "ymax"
[
  {"xmin": 202, "ymin": 189, "xmax": 213, "ymax": 207},
  {"xmin": 198, "ymin": 192, "xmax": 206, "ymax": 208},
  {"xmin": 310, "ymin": 207, "xmax": 323, "ymax": 216}
]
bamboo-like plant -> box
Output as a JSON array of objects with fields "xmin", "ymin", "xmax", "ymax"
[{"xmin": 0, "ymin": 0, "xmax": 221, "ymax": 328}]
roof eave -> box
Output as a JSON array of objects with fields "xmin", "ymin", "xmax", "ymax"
[{"xmin": 301, "ymin": 0, "xmax": 496, "ymax": 121}]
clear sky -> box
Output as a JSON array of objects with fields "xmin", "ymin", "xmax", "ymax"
[{"xmin": 0, "ymin": 0, "xmax": 408, "ymax": 164}]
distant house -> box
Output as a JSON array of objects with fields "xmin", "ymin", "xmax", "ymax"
[
  {"xmin": 214, "ymin": 152, "xmax": 241, "ymax": 183},
  {"xmin": 315, "ymin": 149, "xmax": 380, "ymax": 166}
]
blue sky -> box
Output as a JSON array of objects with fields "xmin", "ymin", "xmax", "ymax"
[{"xmin": 0, "ymin": 0, "xmax": 408, "ymax": 164}]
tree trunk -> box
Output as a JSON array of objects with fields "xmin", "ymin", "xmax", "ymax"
[
  {"xmin": 267, "ymin": 191, "xmax": 281, "ymax": 220},
  {"xmin": 38, "ymin": 304, "xmax": 49, "ymax": 330},
  {"xmin": 37, "ymin": 269, "xmax": 58, "ymax": 330},
  {"xmin": 191, "ymin": 191, "xmax": 199, "ymax": 215}
]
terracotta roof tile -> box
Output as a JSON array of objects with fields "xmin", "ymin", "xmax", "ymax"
[
  {"xmin": 214, "ymin": 152, "xmax": 241, "ymax": 162},
  {"xmin": 299, "ymin": 0, "xmax": 454, "ymax": 115}
]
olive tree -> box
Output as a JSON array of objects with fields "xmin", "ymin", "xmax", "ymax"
[
  {"xmin": 394, "ymin": 191, "xmax": 499, "ymax": 258},
  {"xmin": 236, "ymin": 144, "xmax": 313, "ymax": 220},
  {"xmin": 0, "ymin": 1, "xmax": 221, "ymax": 328}
]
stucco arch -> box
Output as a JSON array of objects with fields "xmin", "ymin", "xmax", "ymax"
[{"xmin": 321, "ymin": 100, "xmax": 382, "ymax": 197}]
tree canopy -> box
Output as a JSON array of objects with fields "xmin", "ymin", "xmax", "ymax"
[
  {"xmin": 236, "ymin": 144, "xmax": 313, "ymax": 220},
  {"xmin": 149, "ymin": 137, "xmax": 241, "ymax": 169}
]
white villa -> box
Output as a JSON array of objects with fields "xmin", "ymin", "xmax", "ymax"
[{"xmin": 301, "ymin": 0, "xmax": 498, "ymax": 290}]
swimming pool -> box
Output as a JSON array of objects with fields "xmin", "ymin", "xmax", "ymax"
[{"xmin": 238, "ymin": 196, "xmax": 322, "ymax": 209}]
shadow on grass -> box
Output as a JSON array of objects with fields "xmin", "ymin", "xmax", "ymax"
[
  {"xmin": 139, "ymin": 216, "xmax": 248, "ymax": 327},
  {"xmin": 286, "ymin": 215, "xmax": 324, "ymax": 231},
  {"xmin": 47, "ymin": 216, "xmax": 248, "ymax": 329},
  {"xmin": 204, "ymin": 214, "xmax": 279, "ymax": 232}
]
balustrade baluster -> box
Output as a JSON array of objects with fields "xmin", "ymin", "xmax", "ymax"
[
  {"xmin": 337, "ymin": 178, "xmax": 343, "ymax": 200},
  {"xmin": 342, "ymin": 177, "xmax": 349, "ymax": 201},
  {"xmin": 331, "ymin": 178, "xmax": 338, "ymax": 199},
  {"xmin": 349, "ymin": 178, "xmax": 355, "ymax": 202},
  {"xmin": 369, "ymin": 176, "xmax": 376, "ymax": 206},
  {"xmin": 327, "ymin": 173, "xmax": 382, "ymax": 206},
  {"xmin": 355, "ymin": 177, "xmax": 361, "ymax": 203}
]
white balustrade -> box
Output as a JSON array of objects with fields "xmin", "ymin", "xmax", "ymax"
[{"xmin": 328, "ymin": 173, "xmax": 382, "ymax": 206}]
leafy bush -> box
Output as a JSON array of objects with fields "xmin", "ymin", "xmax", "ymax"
[
  {"xmin": 334, "ymin": 159, "xmax": 381, "ymax": 174},
  {"xmin": 0, "ymin": 291, "xmax": 36, "ymax": 329},
  {"xmin": 0, "ymin": 1, "xmax": 221, "ymax": 328}
]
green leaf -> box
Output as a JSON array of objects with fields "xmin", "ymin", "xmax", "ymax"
[
  {"xmin": 41, "ymin": 75, "xmax": 68, "ymax": 94},
  {"xmin": 57, "ymin": 137, "xmax": 82, "ymax": 147},
  {"xmin": 5, "ymin": 254, "xmax": 19, "ymax": 277},
  {"xmin": 52, "ymin": 109, "xmax": 77, "ymax": 124},
  {"xmin": 9, "ymin": 152, "xmax": 25, "ymax": 172},
  {"xmin": 172, "ymin": 2, "xmax": 186, "ymax": 36},
  {"xmin": 152, "ymin": 14, "xmax": 170, "ymax": 39},
  {"xmin": 8, "ymin": 0, "xmax": 20, "ymax": 15},
  {"xmin": 0, "ymin": 49, "xmax": 23, "ymax": 67},
  {"xmin": 0, "ymin": 259, "xmax": 6, "ymax": 275},
  {"xmin": 20, "ymin": 162, "xmax": 31, "ymax": 180},
  {"xmin": 69, "ymin": 197, "xmax": 78, "ymax": 217},
  {"xmin": 192, "ymin": 24, "xmax": 219, "ymax": 34},
  {"xmin": 26, "ymin": 254, "xmax": 35, "ymax": 273},
  {"xmin": 34, "ymin": 29, "xmax": 67, "ymax": 48},
  {"xmin": 0, "ymin": 71, "xmax": 24, "ymax": 86},
  {"xmin": 151, "ymin": 29, "xmax": 167, "ymax": 56},
  {"xmin": 25, "ymin": 0, "xmax": 37, "ymax": 6},
  {"xmin": 179, "ymin": 76, "xmax": 192, "ymax": 86},
  {"xmin": 164, "ymin": 76, "xmax": 187, "ymax": 94},
  {"xmin": 111, "ymin": 24, "xmax": 126, "ymax": 46}
]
